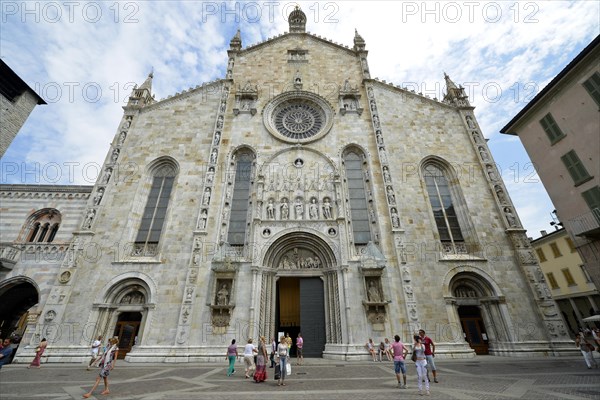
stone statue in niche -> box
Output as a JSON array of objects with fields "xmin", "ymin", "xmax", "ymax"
[
  {"xmin": 466, "ymin": 115, "xmax": 476, "ymax": 129},
  {"xmin": 198, "ymin": 209, "xmax": 208, "ymax": 229},
  {"xmin": 373, "ymin": 114, "xmax": 380, "ymax": 128},
  {"xmin": 111, "ymin": 149, "xmax": 120, "ymax": 163},
  {"xmin": 343, "ymin": 79, "xmax": 351, "ymax": 91},
  {"xmin": 391, "ymin": 208, "xmax": 400, "ymax": 228},
  {"xmin": 386, "ymin": 186, "xmax": 396, "ymax": 205},
  {"xmin": 309, "ymin": 198, "xmax": 319, "ymax": 219},
  {"xmin": 504, "ymin": 207, "xmax": 517, "ymax": 227},
  {"xmin": 486, "ymin": 164, "xmax": 498, "ymax": 181},
  {"xmin": 206, "ymin": 167, "xmax": 215, "ymax": 184},
  {"xmin": 478, "ymin": 146, "xmax": 490, "ymax": 162},
  {"xmin": 101, "ymin": 167, "xmax": 113, "ymax": 184},
  {"xmin": 93, "ymin": 188, "xmax": 104, "ymax": 206},
  {"xmin": 472, "ymin": 131, "xmax": 482, "ymax": 143},
  {"xmin": 295, "ymin": 198, "xmax": 304, "ymax": 219},
  {"xmin": 383, "ymin": 166, "xmax": 391, "ymax": 183},
  {"xmin": 367, "ymin": 280, "xmax": 382, "ymax": 302},
  {"xmin": 404, "ymin": 285, "xmax": 414, "ymax": 300},
  {"xmin": 210, "ymin": 149, "xmax": 218, "ymax": 164},
  {"xmin": 495, "ymin": 185, "xmax": 507, "ymax": 204},
  {"xmin": 222, "ymin": 204, "xmax": 230, "ymax": 221},
  {"xmin": 216, "ymin": 283, "xmax": 230, "ymax": 305},
  {"xmin": 216, "ymin": 115, "xmax": 224, "ymax": 129},
  {"xmin": 83, "ymin": 208, "xmax": 96, "ymax": 229},
  {"xmin": 280, "ymin": 198, "xmax": 289, "ymax": 219},
  {"xmin": 185, "ymin": 287, "xmax": 194, "ymax": 301},
  {"xmin": 214, "ymin": 131, "xmax": 221, "ymax": 145},
  {"xmin": 202, "ymin": 188, "xmax": 211, "ymax": 206},
  {"xmin": 376, "ymin": 131, "xmax": 384, "ymax": 145},
  {"xmin": 379, "ymin": 148, "xmax": 388, "ymax": 163},
  {"xmin": 118, "ymin": 131, "xmax": 127, "ymax": 145},
  {"xmin": 266, "ymin": 199, "xmax": 275, "ymax": 219},
  {"xmin": 322, "ymin": 198, "xmax": 332, "ymax": 219}
]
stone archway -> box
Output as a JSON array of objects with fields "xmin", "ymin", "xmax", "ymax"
[
  {"xmin": 446, "ymin": 270, "xmax": 512, "ymax": 355},
  {"xmin": 0, "ymin": 277, "xmax": 39, "ymax": 340},
  {"xmin": 94, "ymin": 277, "xmax": 154, "ymax": 360},
  {"xmin": 259, "ymin": 231, "xmax": 343, "ymax": 356}
]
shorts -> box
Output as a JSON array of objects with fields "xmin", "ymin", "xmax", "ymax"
[
  {"xmin": 425, "ymin": 354, "xmax": 436, "ymax": 370},
  {"xmin": 297, "ymin": 348, "xmax": 303, "ymax": 356},
  {"xmin": 394, "ymin": 360, "xmax": 406, "ymax": 375}
]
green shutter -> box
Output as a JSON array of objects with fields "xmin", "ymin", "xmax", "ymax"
[
  {"xmin": 582, "ymin": 72, "xmax": 600, "ymax": 107},
  {"xmin": 539, "ymin": 113, "xmax": 565, "ymax": 144},
  {"xmin": 561, "ymin": 150, "xmax": 591, "ymax": 185}
]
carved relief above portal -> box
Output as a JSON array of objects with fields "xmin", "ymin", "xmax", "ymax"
[{"xmin": 277, "ymin": 248, "xmax": 322, "ymax": 269}]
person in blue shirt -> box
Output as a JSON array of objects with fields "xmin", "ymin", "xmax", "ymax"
[{"xmin": 0, "ymin": 338, "xmax": 13, "ymax": 369}]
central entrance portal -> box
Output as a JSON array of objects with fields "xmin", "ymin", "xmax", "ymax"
[{"xmin": 276, "ymin": 277, "xmax": 326, "ymax": 357}]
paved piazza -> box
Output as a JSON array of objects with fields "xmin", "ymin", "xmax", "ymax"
[{"xmin": 1, "ymin": 356, "xmax": 599, "ymax": 400}]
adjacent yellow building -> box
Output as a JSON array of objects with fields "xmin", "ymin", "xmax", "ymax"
[{"xmin": 531, "ymin": 228, "xmax": 600, "ymax": 337}]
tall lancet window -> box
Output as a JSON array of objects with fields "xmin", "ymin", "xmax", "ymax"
[
  {"xmin": 135, "ymin": 162, "xmax": 177, "ymax": 253},
  {"xmin": 227, "ymin": 150, "xmax": 254, "ymax": 245},
  {"xmin": 423, "ymin": 162, "xmax": 468, "ymax": 253},
  {"xmin": 343, "ymin": 150, "xmax": 371, "ymax": 245}
]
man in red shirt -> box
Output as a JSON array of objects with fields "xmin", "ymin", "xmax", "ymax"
[{"xmin": 419, "ymin": 329, "xmax": 438, "ymax": 383}]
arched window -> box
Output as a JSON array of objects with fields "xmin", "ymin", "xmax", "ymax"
[
  {"xmin": 23, "ymin": 209, "xmax": 61, "ymax": 243},
  {"xmin": 227, "ymin": 150, "xmax": 255, "ymax": 245},
  {"xmin": 343, "ymin": 149, "xmax": 371, "ymax": 245},
  {"xmin": 423, "ymin": 164, "xmax": 464, "ymax": 244},
  {"xmin": 134, "ymin": 162, "xmax": 177, "ymax": 254},
  {"xmin": 422, "ymin": 160, "xmax": 477, "ymax": 255}
]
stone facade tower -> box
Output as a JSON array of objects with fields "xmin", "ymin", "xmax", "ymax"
[{"xmin": 4, "ymin": 8, "xmax": 575, "ymax": 363}]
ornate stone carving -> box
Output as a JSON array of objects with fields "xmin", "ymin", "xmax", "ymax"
[
  {"xmin": 59, "ymin": 270, "xmax": 72, "ymax": 283},
  {"xmin": 44, "ymin": 310, "xmax": 56, "ymax": 322},
  {"xmin": 233, "ymin": 81, "xmax": 258, "ymax": 115},
  {"xmin": 202, "ymin": 188, "xmax": 211, "ymax": 206},
  {"xmin": 93, "ymin": 188, "xmax": 104, "ymax": 206},
  {"xmin": 263, "ymin": 91, "xmax": 334, "ymax": 144},
  {"xmin": 278, "ymin": 248, "xmax": 322, "ymax": 269},
  {"xmin": 82, "ymin": 208, "xmax": 96, "ymax": 230},
  {"xmin": 339, "ymin": 79, "xmax": 363, "ymax": 116},
  {"xmin": 503, "ymin": 207, "xmax": 518, "ymax": 227},
  {"xmin": 366, "ymin": 279, "xmax": 382, "ymax": 302}
]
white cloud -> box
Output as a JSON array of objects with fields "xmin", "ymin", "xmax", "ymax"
[{"xmin": 1, "ymin": 0, "xmax": 598, "ymax": 237}]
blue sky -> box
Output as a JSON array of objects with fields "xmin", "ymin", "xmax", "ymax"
[{"xmin": 1, "ymin": 1, "xmax": 599, "ymax": 239}]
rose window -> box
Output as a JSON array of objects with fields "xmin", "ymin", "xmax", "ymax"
[
  {"xmin": 263, "ymin": 92, "xmax": 334, "ymax": 144},
  {"xmin": 275, "ymin": 103, "xmax": 324, "ymax": 139}
]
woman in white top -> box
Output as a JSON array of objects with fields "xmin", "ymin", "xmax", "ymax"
[
  {"xmin": 276, "ymin": 336, "xmax": 289, "ymax": 386},
  {"xmin": 243, "ymin": 338, "xmax": 258, "ymax": 378},
  {"xmin": 413, "ymin": 335, "xmax": 430, "ymax": 396}
]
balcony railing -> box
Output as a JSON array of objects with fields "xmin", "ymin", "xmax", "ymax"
[{"xmin": 565, "ymin": 208, "xmax": 600, "ymax": 238}]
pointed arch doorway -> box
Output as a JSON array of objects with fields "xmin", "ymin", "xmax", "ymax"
[{"xmin": 260, "ymin": 232, "xmax": 342, "ymax": 357}]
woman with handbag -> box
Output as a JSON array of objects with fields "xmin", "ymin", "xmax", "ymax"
[
  {"xmin": 276, "ymin": 335, "xmax": 289, "ymax": 386},
  {"xmin": 83, "ymin": 337, "xmax": 119, "ymax": 398},
  {"xmin": 28, "ymin": 338, "xmax": 47, "ymax": 368},
  {"xmin": 413, "ymin": 335, "xmax": 430, "ymax": 396}
]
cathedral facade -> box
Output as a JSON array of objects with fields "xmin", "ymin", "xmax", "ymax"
[{"xmin": 2, "ymin": 9, "xmax": 574, "ymax": 363}]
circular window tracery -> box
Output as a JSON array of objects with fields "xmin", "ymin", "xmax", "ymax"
[
  {"xmin": 263, "ymin": 91, "xmax": 334, "ymax": 144},
  {"xmin": 274, "ymin": 102, "xmax": 324, "ymax": 139}
]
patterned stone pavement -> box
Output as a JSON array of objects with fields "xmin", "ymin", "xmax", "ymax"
[{"xmin": 1, "ymin": 356, "xmax": 599, "ymax": 399}]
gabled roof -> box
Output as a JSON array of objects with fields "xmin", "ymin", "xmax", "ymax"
[
  {"xmin": 0, "ymin": 60, "xmax": 47, "ymax": 104},
  {"xmin": 500, "ymin": 34, "xmax": 600, "ymax": 135}
]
